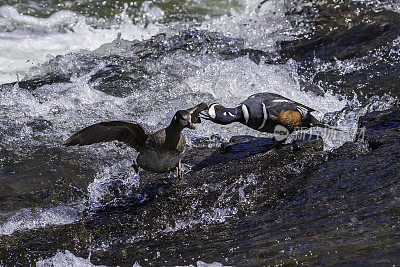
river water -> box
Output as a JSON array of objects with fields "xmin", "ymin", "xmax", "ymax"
[{"xmin": 0, "ymin": 0, "xmax": 399, "ymax": 265}]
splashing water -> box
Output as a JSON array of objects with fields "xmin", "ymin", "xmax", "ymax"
[
  {"xmin": 0, "ymin": 206, "xmax": 82, "ymax": 236},
  {"xmin": 0, "ymin": 4, "xmax": 160, "ymax": 84}
]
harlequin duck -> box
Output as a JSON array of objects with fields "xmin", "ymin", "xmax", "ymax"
[
  {"xmin": 200, "ymin": 93, "xmax": 333, "ymax": 140},
  {"xmin": 63, "ymin": 103, "xmax": 208, "ymax": 181}
]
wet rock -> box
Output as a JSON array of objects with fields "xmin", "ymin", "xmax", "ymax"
[
  {"xmin": 0, "ymin": 147, "xmax": 96, "ymax": 213},
  {"xmin": 285, "ymin": 0, "xmax": 400, "ymax": 39},
  {"xmin": 4, "ymin": 74, "xmax": 71, "ymax": 91},
  {"xmin": 281, "ymin": 1, "xmax": 400, "ymax": 100},
  {"xmin": 358, "ymin": 109, "xmax": 400, "ymax": 149},
  {"xmin": 1, "ymin": 109, "xmax": 400, "ymax": 265},
  {"xmin": 0, "ymin": 134, "xmax": 325, "ymax": 265},
  {"xmin": 311, "ymin": 62, "xmax": 400, "ymax": 98},
  {"xmin": 280, "ymin": 14, "xmax": 400, "ymax": 61},
  {"xmin": 191, "ymin": 136, "xmax": 279, "ymax": 171}
]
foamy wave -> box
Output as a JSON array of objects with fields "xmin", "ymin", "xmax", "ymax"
[
  {"xmin": 0, "ymin": 206, "xmax": 81, "ymax": 236},
  {"xmin": 36, "ymin": 250, "xmax": 109, "ymax": 267},
  {"xmin": 0, "ymin": 6, "xmax": 160, "ymax": 84},
  {"xmin": 0, "ymin": 5, "xmax": 79, "ymax": 31},
  {"xmin": 201, "ymin": 0, "xmax": 293, "ymax": 51},
  {"xmin": 180, "ymin": 262, "xmax": 231, "ymax": 267},
  {"xmin": 140, "ymin": 1, "xmax": 165, "ymax": 22},
  {"xmin": 88, "ymin": 158, "xmax": 142, "ymax": 209},
  {"xmin": 35, "ymin": 250, "xmax": 228, "ymax": 267}
]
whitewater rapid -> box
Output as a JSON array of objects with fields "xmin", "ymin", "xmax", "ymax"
[{"xmin": 0, "ymin": 0, "xmax": 396, "ymax": 240}]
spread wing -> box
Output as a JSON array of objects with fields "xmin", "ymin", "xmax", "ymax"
[{"xmin": 63, "ymin": 121, "xmax": 149, "ymax": 150}]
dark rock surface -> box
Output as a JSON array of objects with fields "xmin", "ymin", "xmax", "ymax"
[
  {"xmin": 282, "ymin": 2, "xmax": 400, "ymax": 61},
  {"xmin": 311, "ymin": 62, "xmax": 400, "ymax": 98},
  {"xmin": 1, "ymin": 109, "xmax": 400, "ymax": 265},
  {"xmin": 0, "ymin": 147, "xmax": 96, "ymax": 213},
  {"xmin": 281, "ymin": 18, "xmax": 400, "ymax": 61},
  {"xmin": 281, "ymin": 1, "xmax": 400, "ymax": 100}
]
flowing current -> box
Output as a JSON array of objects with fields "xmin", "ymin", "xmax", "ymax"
[{"xmin": 0, "ymin": 0, "xmax": 398, "ymax": 265}]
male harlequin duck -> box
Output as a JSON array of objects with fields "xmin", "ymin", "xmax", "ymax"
[
  {"xmin": 200, "ymin": 93, "xmax": 332, "ymax": 140},
  {"xmin": 63, "ymin": 103, "xmax": 208, "ymax": 181}
]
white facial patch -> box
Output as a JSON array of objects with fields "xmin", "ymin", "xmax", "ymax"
[
  {"xmin": 228, "ymin": 112, "xmax": 235, "ymax": 117},
  {"xmin": 223, "ymin": 112, "xmax": 227, "ymax": 116},
  {"xmin": 208, "ymin": 104, "xmax": 217, "ymax": 119},
  {"xmin": 241, "ymin": 104, "xmax": 249, "ymax": 123},
  {"xmin": 258, "ymin": 102, "xmax": 268, "ymax": 130}
]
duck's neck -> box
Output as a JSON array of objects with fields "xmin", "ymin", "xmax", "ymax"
[
  {"xmin": 219, "ymin": 106, "xmax": 244, "ymax": 124},
  {"xmin": 165, "ymin": 124, "xmax": 184, "ymax": 148}
]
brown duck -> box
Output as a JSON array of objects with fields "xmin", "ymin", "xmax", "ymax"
[{"xmin": 63, "ymin": 103, "xmax": 208, "ymax": 180}]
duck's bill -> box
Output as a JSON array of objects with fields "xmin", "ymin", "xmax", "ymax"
[
  {"xmin": 188, "ymin": 103, "xmax": 209, "ymax": 124},
  {"xmin": 199, "ymin": 110, "xmax": 211, "ymax": 120}
]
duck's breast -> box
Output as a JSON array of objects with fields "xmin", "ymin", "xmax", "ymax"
[{"xmin": 136, "ymin": 148, "xmax": 183, "ymax": 173}]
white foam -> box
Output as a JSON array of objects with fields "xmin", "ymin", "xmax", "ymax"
[
  {"xmin": 35, "ymin": 250, "xmax": 228, "ymax": 267},
  {"xmin": 0, "ymin": 206, "xmax": 81, "ymax": 236},
  {"xmin": 88, "ymin": 158, "xmax": 141, "ymax": 209},
  {"xmin": 178, "ymin": 262, "xmax": 231, "ymax": 267},
  {"xmin": 201, "ymin": 0, "xmax": 293, "ymax": 51},
  {"xmin": 0, "ymin": 5, "xmax": 160, "ymax": 84},
  {"xmin": 0, "ymin": 74, "xmax": 132, "ymax": 148},
  {"xmin": 0, "ymin": 5, "xmax": 79, "ymax": 30},
  {"xmin": 140, "ymin": 1, "xmax": 165, "ymax": 22},
  {"xmin": 36, "ymin": 250, "xmax": 108, "ymax": 267}
]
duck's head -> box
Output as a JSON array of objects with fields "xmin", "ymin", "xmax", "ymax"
[
  {"xmin": 200, "ymin": 103, "xmax": 240, "ymax": 125},
  {"xmin": 172, "ymin": 110, "xmax": 195, "ymax": 129},
  {"xmin": 171, "ymin": 102, "xmax": 208, "ymax": 130}
]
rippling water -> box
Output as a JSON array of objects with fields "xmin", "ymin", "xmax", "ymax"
[{"xmin": 0, "ymin": 0, "xmax": 399, "ymax": 265}]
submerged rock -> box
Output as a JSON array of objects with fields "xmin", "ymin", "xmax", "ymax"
[{"xmin": 1, "ymin": 109, "xmax": 400, "ymax": 265}]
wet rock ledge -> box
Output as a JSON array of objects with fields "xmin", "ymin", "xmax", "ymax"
[
  {"xmin": 281, "ymin": 1, "xmax": 400, "ymax": 100},
  {"xmin": 1, "ymin": 109, "xmax": 400, "ymax": 265}
]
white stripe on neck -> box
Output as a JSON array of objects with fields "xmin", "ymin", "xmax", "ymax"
[
  {"xmin": 209, "ymin": 104, "xmax": 217, "ymax": 119},
  {"xmin": 296, "ymin": 106, "xmax": 308, "ymax": 116},
  {"xmin": 242, "ymin": 104, "xmax": 249, "ymax": 124},
  {"xmin": 258, "ymin": 102, "xmax": 268, "ymax": 130}
]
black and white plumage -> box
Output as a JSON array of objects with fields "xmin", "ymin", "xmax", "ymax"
[
  {"xmin": 201, "ymin": 93, "xmax": 327, "ymax": 135},
  {"xmin": 63, "ymin": 103, "xmax": 208, "ymax": 180}
]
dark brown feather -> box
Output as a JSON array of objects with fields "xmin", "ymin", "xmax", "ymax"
[
  {"xmin": 63, "ymin": 121, "xmax": 149, "ymax": 150},
  {"xmin": 188, "ymin": 102, "xmax": 208, "ymax": 123}
]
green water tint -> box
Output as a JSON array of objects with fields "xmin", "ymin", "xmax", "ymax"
[{"xmin": 2, "ymin": 0, "xmax": 242, "ymax": 23}]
